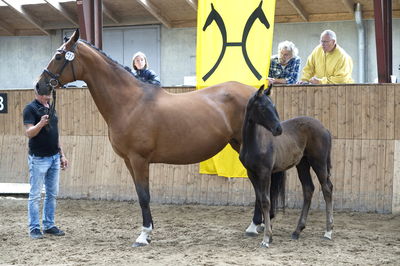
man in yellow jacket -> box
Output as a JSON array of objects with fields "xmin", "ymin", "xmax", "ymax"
[{"xmin": 300, "ymin": 30, "xmax": 354, "ymax": 84}]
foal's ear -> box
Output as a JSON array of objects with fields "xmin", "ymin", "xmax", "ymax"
[
  {"xmin": 257, "ymin": 84, "xmax": 265, "ymax": 97},
  {"xmin": 264, "ymin": 84, "xmax": 273, "ymax": 96}
]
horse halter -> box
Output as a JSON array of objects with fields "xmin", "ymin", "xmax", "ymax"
[
  {"xmin": 40, "ymin": 41, "xmax": 78, "ymax": 129},
  {"xmin": 42, "ymin": 41, "xmax": 78, "ymax": 90}
]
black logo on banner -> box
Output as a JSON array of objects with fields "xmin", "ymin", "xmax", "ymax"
[
  {"xmin": 0, "ymin": 93, "xmax": 7, "ymax": 114},
  {"xmin": 202, "ymin": 0, "xmax": 270, "ymax": 81}
]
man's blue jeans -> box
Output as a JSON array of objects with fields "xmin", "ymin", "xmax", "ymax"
[{"xmin": 28, "ymin": 154, "xmax": 60, "ymax": 232}]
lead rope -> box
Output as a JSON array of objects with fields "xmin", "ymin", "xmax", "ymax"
[{"xmin": 45, "ymin": 88, "xmax": 57, "ymax": 131}]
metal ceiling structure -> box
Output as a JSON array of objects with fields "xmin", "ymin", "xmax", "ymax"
[{"xmin": 0, "ymin": 0, "xmax": 399, "ymax": 36}]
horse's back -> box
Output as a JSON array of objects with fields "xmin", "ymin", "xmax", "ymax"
[
  {"xmin": 282, "ymin": 116, "xmax": 329, "ymax": 138},
  {"xmin": 281, "ymin": 116, "xmax": 331, "ymax": 157}
]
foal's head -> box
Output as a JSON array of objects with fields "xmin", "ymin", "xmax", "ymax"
[{"xmin": 246, "ymin": 84, "xmax": 282, "ymax": 136}]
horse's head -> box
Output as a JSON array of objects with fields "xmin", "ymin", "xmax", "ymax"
[
  {"xmin": 35, "ymin": 29, "xmax": 80, "ymax": 94},
  {"xmin": 246, "ymin": 84, "xmax": 282, "ymax": 136}
]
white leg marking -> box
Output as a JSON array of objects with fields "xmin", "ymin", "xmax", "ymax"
[
  {"xmin": 134, "ymin": 225, "xmax": 153, "ymax": 246},
  {"xmin": 324, "ymin": 230, "xmax": 332, "ymax": 240},
  {"xmin": 245, "ymin": 221, "xmax": 259, "ymax": 236}
]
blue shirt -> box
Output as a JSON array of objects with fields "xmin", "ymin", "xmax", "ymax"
[{"xmin": 268, "ymin": 55, "xmax": 301, "ymax": 84}]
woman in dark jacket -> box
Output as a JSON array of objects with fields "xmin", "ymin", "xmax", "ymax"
[{"xmin": 132, "ymin": 51, "xmax": 161, "ymax": 86}]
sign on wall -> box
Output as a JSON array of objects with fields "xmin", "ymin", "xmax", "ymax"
[
  {"xmin": 0, "ymin": 93, "xmax": 7, "ymax": 114},
  {"xmin": 196, "ymin": 0, "xmax": 276, "ymax": 178}
]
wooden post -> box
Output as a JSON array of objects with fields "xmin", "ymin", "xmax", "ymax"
[
  {"xmin": 76, "ymin": 0, "xmax": 102, "ymax": 48},
  {"xmin": 373, "ymin": 0, "xmax": 392, "ymax": 83}
]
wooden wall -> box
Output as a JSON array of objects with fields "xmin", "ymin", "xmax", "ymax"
[{"xmin": 0, "ymin": 84, "xmax": 399, "ymax": 213}]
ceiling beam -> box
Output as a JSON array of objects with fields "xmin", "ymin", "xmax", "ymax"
[
  {"xmin": 287, "ymin": 0, "xmax": 309, "ymax": 22},
  {"xmin": 44, "ymin": 0, "xmax": 79, "ymax": 26},
  {"xmin": 137, "ymin": 0, "xmax": 172, "ymax": 28},
  {"xmin": 185, "ymin": 0, "xmax": 197, "ymax": 11},
  {"xmin": 0, "ymin": 18, "xmax": 16, "ymax": 35},
  {"xmin": 342, "ymin": 0, "xmax": 355, "ymax": 13},
  {"xmin": 103, "ymin": 2, "xmax": 120, "ymax": 24},
  {"xmin": 2, "ymin": 0, "xmax": 51, "ymax": 35}
]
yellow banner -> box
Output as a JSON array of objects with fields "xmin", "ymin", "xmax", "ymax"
[{"xmin": 196, "ymin": 0, "xmax": 276, "ymax": 177}]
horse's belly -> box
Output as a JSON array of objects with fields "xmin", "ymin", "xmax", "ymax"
[
  {"xmin": 273, "ymin": 148, "xmax": 303, "ymax": 172},
  {"xmin": 152, "ymin": 139, "xmax": 228, "ymax": 164}
]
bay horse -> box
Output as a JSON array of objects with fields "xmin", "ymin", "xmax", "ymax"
[
  {"xmin": 35, "ymin": 29, "xmax": 256, "ymax": 247},
  {"xmin": 239, "ymin": 85, "xmax": 333, "ymax": 247}
]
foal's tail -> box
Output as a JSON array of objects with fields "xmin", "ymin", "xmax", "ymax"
[
  {"xmin": 270, "ymin": 171, "xmax": 286, "ymax": 216},
  {"xmin": 326, "ymin": 130, "xmax": 333, "ymax": 177}
]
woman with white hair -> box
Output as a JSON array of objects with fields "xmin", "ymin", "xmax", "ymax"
[
  {"xmin": 268, "ymin": 40, "xmax": 301, "ymax": 84},
  {"xmin": 131, "ymin": 51, "xmax": 161, "ymax": 85}
]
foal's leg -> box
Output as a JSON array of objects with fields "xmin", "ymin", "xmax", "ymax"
[
  {"xmin": 259, "ymin": 172, "xmax": 273, "ymax": 247},
  {"xmin": 124, "ymin": 157, "xmax": 153, "ymax": 247},
  {"xmin": 245, "ymin": 198, "xmax": 264, "ymax": 236},
  {"xmin": 292, "ymin": 157, "xmax": 315, "ymax": 240},
  {"xmin": 247, "ymin": 170, "xmax": 273, "ymax": 247},
  {"xmin": 311, "ymin": 161, "xmax": 334, "ymax": 240},
  {"xmin": 246, "ymin": 171, "xmax": 264, "ymax": 236}
]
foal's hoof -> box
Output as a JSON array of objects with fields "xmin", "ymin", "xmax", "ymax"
[
  {"xmin": 260, "ymin": 241, "xmax": 270, "ymax": 248},
  {"xmin": 245, "ymin": 231, "xmax": 259, "ymax": 237},
  {"xmin": 291, "ymin": 232, "xmax": 300, "ymax": 240},
  {"xmin": 132, "ymin": 242, "xmax": 147, "ymax": 247},
  {"xmin": 132, "ymin": 239, "xmax": 151, "ymax": 247},
  {"xmin": 256, "ymin": 224, "xmax": 265, "ymax": 233}
]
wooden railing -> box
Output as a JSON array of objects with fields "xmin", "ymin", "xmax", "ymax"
[{"xmin": 0, "ymin": 84, "xmax": 399, "ymax": 213}]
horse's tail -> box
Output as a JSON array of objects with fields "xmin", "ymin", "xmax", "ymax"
[
  {"xmin": 326, "ymin": 130, "xmax": 333, "ymax": 177},
  {"xmin": 270, "ymin": 171, "xmax": 286, "ymax": 217}
]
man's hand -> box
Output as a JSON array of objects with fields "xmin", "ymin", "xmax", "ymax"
[
  {"xmin": 39, "ymin": 115, "xmax": 49, "ymax": 127},
  {"xmin": 60, "ymin": 156, "xmax": 69, "ymax": 170},
  {"xmin": 267, "ymin": 77, "xmax": 276, "ymax": 84},
  {"xmin": 309, "ymin": 76, "xmax": 322, "ymax": 84}
]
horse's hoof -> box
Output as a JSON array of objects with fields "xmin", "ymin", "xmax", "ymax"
[
  {"xmin": 291, "ymin": 232, "xmax": 300, "ymax": 240},
  {"xmin": 260, "ymin": 241, "xmax": 269, "ymax": 248},
  {"xmin": 132, "ymin": 242, "xmax": 149, "ymax": 247},
  {"xmin": 323, "ymin": 231, "xmax": 332, "ymax": 240},
  {"xmin": 245, "ymin": 232, "xmax": 259, "ymax": 237},
  {"xmin": 256, "ymin": 224, "xmax": 265, "ymax": 233}
]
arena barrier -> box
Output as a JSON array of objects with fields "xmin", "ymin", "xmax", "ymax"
[{"xmin": 0, "ymin": 84, "xmax": 399, "ymax": 213}]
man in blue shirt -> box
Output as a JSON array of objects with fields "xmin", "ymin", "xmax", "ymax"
[{"xmin": 268, "ymin": 40, "xmax": 301, "ymax": 84}]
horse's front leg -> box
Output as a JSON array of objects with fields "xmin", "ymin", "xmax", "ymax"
[
  {"xmin": 245, "ymin": 170, "xmax": 264, "ymax": 236},
  {"xmin": 245, "ymin": 197, "xmax": 265, "ymax": 236},
  {"xmin": 124, "ymin": 157, "xmax": 153, "ymax": 247},
  {"xmin": 259, "ymin": 170, "xmax": 272, "ymax": 248},
  {"xmin": 248, "ymin": 169, "xmax": 272, "ymax": 247}
]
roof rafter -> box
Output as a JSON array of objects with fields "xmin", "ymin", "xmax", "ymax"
[
  {"xmin": 287, "ymin": 0, "xmax": 309, "ymax": 22},
  {"xmin": 137, "ymin": 0, "xmax": 172, "ymax": 28},
  {"xmin": 2, "ymin": 0, "xmax": 51, "ymax": 35},
  {"xmin": 103, "ymin": 2, "xmax": 120, "ymax": 24},
  {"xmin": 44, "ymin": 0, "xmax": 79, "ymax": 26},
  {"xmin": 0, "ymin": 18, "xmax": 16, "ymax": 35},
  {"xmin": 185, "ymin": 0, "xmax": 197, "ymax": 11}
]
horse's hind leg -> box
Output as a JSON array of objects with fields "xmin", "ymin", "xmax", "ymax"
[
  {"xmin": 292, "ymin": 157, "xmax": 315, "ymax": 240},
  {"xmin": 311, "ymin": 161, "xmax": 334, "ymax": 240}
]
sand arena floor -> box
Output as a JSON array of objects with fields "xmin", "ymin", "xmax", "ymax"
[{"xmin": 0, "ymin": 197, "xmax": 399, "ymax": 265}]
